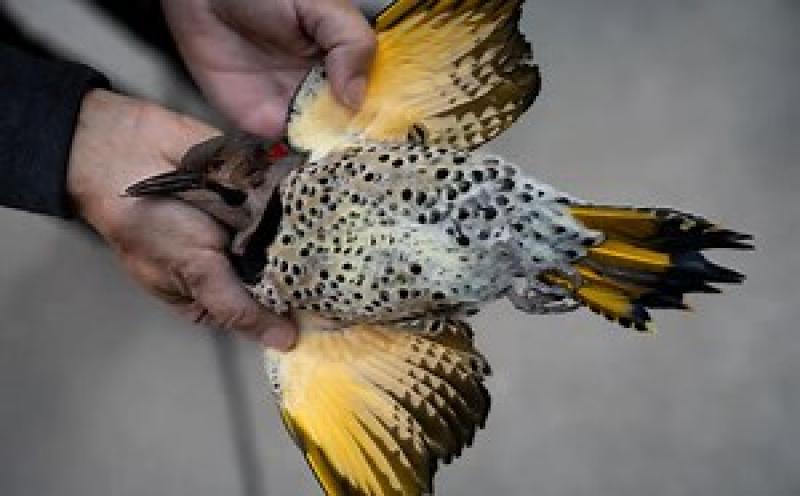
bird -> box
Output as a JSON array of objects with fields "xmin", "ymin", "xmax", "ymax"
[{"xmin": 126, "ymin": 1, "xmax": 753, "ymax": 494}]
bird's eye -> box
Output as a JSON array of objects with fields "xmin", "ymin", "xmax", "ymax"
[{"xmin": 207, "ymin": 181, "xmax": 247, "ymax": 206}]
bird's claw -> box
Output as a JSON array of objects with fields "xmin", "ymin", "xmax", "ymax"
[{"xmin": 507, "ymin": 264, "xmax": 583, "ymax": 315}]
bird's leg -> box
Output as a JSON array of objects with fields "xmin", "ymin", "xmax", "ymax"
[
  {"xmin": 398, "ymin": 315, "xmax": 452, "ymax": 334},
  {"xmin": 507, "ymin": 263, "xmax": 582, "ymax": 315},
  {"xmin": 397, "ymin": 305, "xmax": 479, "ymax": 334}
]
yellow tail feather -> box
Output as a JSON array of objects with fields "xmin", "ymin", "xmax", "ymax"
[
  {"xmin": 267, "ymin": 314, "xmax": 490, "ymax": 496},
  {"xmin": 558, "ymin": 205, "xmax": 751, "ymax": 331}
]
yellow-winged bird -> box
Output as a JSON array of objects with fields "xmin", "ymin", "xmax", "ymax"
[{"xmin": 126, "ymin": 1, "xmax": 753, "ymax": 494}]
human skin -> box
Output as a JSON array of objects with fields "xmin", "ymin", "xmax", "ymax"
[
  {"xmin": 67, "ymin": 89, "xmax": 297, "ymax": 349},
  {"xmin": 162, "ymin": 0, "xmax": 376, "ymax": 135},
  {"xmin": 64, "ymin": 1, "xmax": 376, "ymax": 348}
]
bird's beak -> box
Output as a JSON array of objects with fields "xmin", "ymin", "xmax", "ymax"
[{"xmin": 125, "ymin": 170, "xmax": 204, "ymax": 197}]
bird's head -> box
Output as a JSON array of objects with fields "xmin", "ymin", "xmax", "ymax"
[{"xmin": 126, "ymin": 133, "xmax": 307, "ymax": 258}]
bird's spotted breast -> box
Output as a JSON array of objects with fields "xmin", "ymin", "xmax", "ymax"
[{"xmin": 258, "ymin": 142, "xmax": 600, "ymax": 322}]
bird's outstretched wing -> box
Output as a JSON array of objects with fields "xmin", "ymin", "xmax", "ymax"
[
  {"xmin": 287, "ymin": 0, "xmax": 540, "ymax": 159},
  {"xmin": 268, "ymin": 319, "xmax": 490, "ymax": 496}
]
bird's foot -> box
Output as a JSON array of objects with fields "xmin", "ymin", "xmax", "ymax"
[
  {"xmin": 398, "ymin": 314, "xmax": 453, "ymax": 334},
  {"xmin": 508, "ymin": 264, "xmax": 582, "ymax": 315}
]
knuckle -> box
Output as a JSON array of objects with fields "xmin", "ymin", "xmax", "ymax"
[
  {"xmin": 361, "ymin": 32, "xmax": 377, "ymax": 51},
  {"xmin": 218, "ymin": 306, "xmax": 261, "ymax": 334},
  {"xmin": 345, "ymin": 28, "xmax": 376, "ymax": 54},
  {"xmin": 181, "ymin": 251, "xmax": 220, "ymax": 290},
  {"xmin": 179, "ymin": 304, "xmax": 210, "ymax": 325},
  {"xmin": 182, "ymin": 264, "xmax": 209, "ymax": 291}
]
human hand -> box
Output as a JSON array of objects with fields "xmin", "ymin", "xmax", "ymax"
[
  {"xmin": 67, "ymin": 89, "xmax": 297, "ymax": 350},
  {"xmin": 162, "ymin": 0, "xmax": 376, "ymax": 136}
]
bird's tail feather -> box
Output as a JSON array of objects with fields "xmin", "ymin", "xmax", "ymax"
[
  {"xmin": 550, "ymin": 205, "xmax": 752, "ymax": 331},
  {"xmin": 267, "ymin": 317, "xmax": 490, "ymax": 496}
]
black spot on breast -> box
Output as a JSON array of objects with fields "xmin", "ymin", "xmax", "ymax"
[{"xmin": 499, "ymin": 178, "xmax": 515, "ymax": 192}]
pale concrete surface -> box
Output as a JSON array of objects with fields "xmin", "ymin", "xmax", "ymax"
[{"xmin": 1, "ymin": 1, "xmax": 798, "ymax": 495}]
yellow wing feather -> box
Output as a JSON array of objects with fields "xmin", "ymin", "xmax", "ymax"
[
  {"xmin": 267, "ymin": 316, "xmax": 491, "ymax": 496},
  {"xmin": 287, "ymin": 0, "xmax": 540, "ymax": 159}
]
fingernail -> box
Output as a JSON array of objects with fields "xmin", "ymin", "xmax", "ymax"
[
  {"xmin": 343, "ymin": 76, "xmax": 367, "ymax": 109},
  {"xmin": 261, "ymin": 324, "xmax": 298, "ymax": 351}
]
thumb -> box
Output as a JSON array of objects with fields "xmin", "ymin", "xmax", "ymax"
[
  {"xmin": 184, "ymin": 252, "xmax": 298, "ymax": 350},
  {"xmin": 299, "ymin": 0, "xmax": 376, "ymax": 108}
]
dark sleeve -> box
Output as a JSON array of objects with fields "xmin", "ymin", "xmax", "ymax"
[{"xmin": 0, "ymin": 44, "xmax": 110, "ymax": 218}]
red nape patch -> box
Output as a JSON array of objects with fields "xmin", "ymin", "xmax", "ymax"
[{"xmin": 267, "ymin": 142, "xmax": 290, "ymax": 161}]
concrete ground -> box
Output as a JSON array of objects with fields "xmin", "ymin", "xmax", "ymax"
[{"xmin": 1, "ymin": 1, "xmax": 798, "ymax": 495}]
